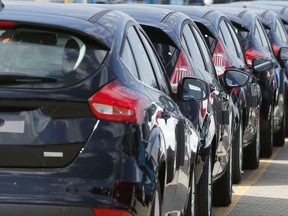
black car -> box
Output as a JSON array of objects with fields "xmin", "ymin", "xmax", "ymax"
[
  {"xmin": 170, "ymin": 6, "xmax": 265, "ymax": 182},
  {"xmin": 229, "ymin": 1, "xmax": 288, "ymax": 139},
  {"xmin": 214, "ymin": 6, "xmax": 288, "ymax": 157},
  {"xmin": 98, "ymin": 3, "xmax": 251, "ymax": 210},
  {"xmin": 0, "ymin": 2, "xmax": 215, "ymax": 215}
]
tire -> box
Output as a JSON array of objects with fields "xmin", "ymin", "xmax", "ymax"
[
  {"xmin": 196, "ymin": 151, "xmax": 212, "ymax": 216},
  {"xmin": 274, "ymin": 107, "xmax": 285, "ymax": 146},
  {"xmin": 260, "ymin": 105, "xmax": 274, "ymax": 158},
  {"xmin": 186, "ymin": 168, "xmax": 196, "ymax": 216},
  {"xmin": 243, "ymin": 115, "xmax": 260, "ymax": 169},
  {"xmin": 151, "ymin": 181, "xmax": 161, "ymax": 216},
  {"xmin": 213, "ymin": 146, "xmax": 232, "ymax": 207},
  {"xmin": 232, "ymin": 119, "xmax": 243, "ymax": 184}
]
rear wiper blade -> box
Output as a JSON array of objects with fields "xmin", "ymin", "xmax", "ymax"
[{"xmin": 0, "ymin": 73, "xmax": 58, "ymax": 83}]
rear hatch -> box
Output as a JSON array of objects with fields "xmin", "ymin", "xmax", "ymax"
[{"xmin": 0, "ymin": 22, "xmax": 108, "ymax": 168}]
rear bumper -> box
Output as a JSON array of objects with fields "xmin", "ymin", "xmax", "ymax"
[{"xmin": 0, "ymin": 204, "xmax": 95, "ymax": 216}]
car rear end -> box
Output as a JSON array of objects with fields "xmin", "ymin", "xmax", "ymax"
[{"xmin": 0, "ymin": 4, "xmax": 156, "ymax": 216}]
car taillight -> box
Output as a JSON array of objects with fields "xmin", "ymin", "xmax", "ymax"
[
  {"xmin": 89, "ymin": 79, "xmax": 149, "ymax": 124},
  {"xmin": 93, "ymin": 208, "xmax": 132, "ymax": 216},
  {"xmin": 170, "ymin": 50, "xmax": 195, "ymax": 93},
  {"xmin": 0, "ymin": 21, "xmax": 16, "ymax": 28},
  {"xmin": 244, "ymin": 47, "xmax": 266, "ymax": 68},
  {"xmin": 113, "ymin": 181, "xmax": 134, "ymax": 206},
  {"xmin": 272, "ymin": 43, "xmax": 280, "ymax": 57},
  {"xmin": 212, "ymin": 40, "xmax": 231, "ymax": 77}
]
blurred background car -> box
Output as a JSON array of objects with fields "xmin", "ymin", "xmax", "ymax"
[
  {"xmin": 227, "ymin": 1, "xmax": 288, "ymax": 139},
  {"xmin": 212, "ymin": 6, "xmax": 287, "ymax": 157}
]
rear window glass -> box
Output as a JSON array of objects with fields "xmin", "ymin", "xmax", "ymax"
[{"xmin": 0, "ymin": 28, "xmax": 108, "ymax": 88}]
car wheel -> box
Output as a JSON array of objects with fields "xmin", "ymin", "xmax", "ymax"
[
  {"xmin": 151, "ymin": 181, "xmax": 161, "ymax": 216},
  {"xmin": 260, "ymin": 105, "xmax": 274, "ymax": 157},
  {"xmin": 232, "ymin": 119, "xmax": 243, "ymax": 184},
  {"xmin": 213, "ymin": 145, "xmax": 232, "ymax": 207},
  {"xmin": 243, "ymin": 114, "xmax": 260, "ymax": 169},
  {"xmin": 274, "ymin": 106, "xmax": 285, "ymax": 146},
  {"xmin": 186, "ymin": 168, "xmax": 196, "ymax": 216},
  {"xmin": 196, "ymin": 150, "xmax": 212, "ymax": 216}
]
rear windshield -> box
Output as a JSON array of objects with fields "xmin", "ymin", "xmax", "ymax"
[{"xmin": 0, "ymin": 27, "xmax": 108, "ymax": 88}]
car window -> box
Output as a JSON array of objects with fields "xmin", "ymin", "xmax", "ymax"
[
  {"xmin": 137, "ymin": 30, "xmax": 171, "ymax": 95},
  {"xmin": 255, "ymin": 19, "xmax": 271, "ymax": 52},
  {"xmin": 227, "ymin": 22, "xmax": 245, "ymax": 62},
  {"xmin": 231, "ymin": 22, "xmax": 250, "ymax": 51},
  {"xmin": 126, "ymin": 26, "xmax": 158, "ymax": 89},
  {"xmin": 141, "ymin": 25, "xmax": 179, "ymax": 79},
  {"xmin": 196, "ymin": 22, "xmax": 217, "ymax": 56},
  {"xmin": 121, "ymin": 38, "xmax": 138, "ymax": 78},
  {"xmin": 0, "ymin": 27, "xmax": 108, "ymax": 88},
  {"xmin": 275, "ymin": 18, "xmax": 288, "ymax": 43},
  {"xmin": 182, "ymin": 24, "xmax": 206, "ymax": 70},
  {"xmin": 192, "ymin": 26, "xmax": 216, "ymax": 76},
  {"xmin": 219, "ymin": 20, "xmax": 239, "ymax": 58}
]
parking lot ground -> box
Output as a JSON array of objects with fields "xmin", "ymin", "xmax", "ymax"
[{"xmin": 213, "ymin": 138, "xmax": 288, "ymax": 216}]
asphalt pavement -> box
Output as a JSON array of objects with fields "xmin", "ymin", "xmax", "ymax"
[{"xmin": 213, "ymin": 138, "xmax": 288, "ymax": 216}]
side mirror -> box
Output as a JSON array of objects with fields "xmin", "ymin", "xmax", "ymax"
[
  {"xmin": 177, "ymin": 77, "xmax": 209, "ymax": 102},
  {"xmin": 224, "ymin": 69, "xmax": 250, "ymax": 88},
  {"xmin": 252, "ymin": 58, "xmax": 274, "ymax": 73},
  {"xmin": 278, "ymin": 47, "xmax": 288, "ymax": 61}
]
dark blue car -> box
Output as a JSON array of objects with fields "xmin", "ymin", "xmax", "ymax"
[
  {"xmin": 0, "ymin": 2, "xmax": 214, "ymax": 215},
  {"xmin": 97, "ymin": 3, "xmax": 252, "ymax": 213}
]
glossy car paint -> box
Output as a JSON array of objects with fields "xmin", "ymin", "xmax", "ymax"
[
  {"xmin": 187, "ymin": 6, "xmax": 263, "ymax": 152},
  {"xmin": 0, "ymin": 2, "xmax": 201, "ymax": 215},
  {"xmin": 229, "ymin": 2, "xmax": 288, "ymax": 138},
  {"xmin": 97, "ymin": 3, "xmax": 236, "ymax": 210}
]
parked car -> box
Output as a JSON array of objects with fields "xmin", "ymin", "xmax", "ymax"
[
  {"xmin": 0, "ymin": 2, "xmax": 215, "ymax": 215},
  {"xmin": 98, "ymin": 3, "xmax": 251, "ymax": 210},
  {"xmin": 228, "ymin": 1, "xmax": 288, "ymax": 138},
  {"xmin": 165, "ymin": 5, "xmax": 264, "ymax": 181},
  {"xmin": 213, "ymin": 6, "xmax": 287, "ymax": 157}
]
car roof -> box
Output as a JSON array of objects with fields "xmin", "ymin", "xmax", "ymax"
[
  {"xmin": 210, "ymin": 6, "xmax": 257, "ymax": 27},
  {"xmin": 2, "ymin": 1, "xmax": 111, "ymax": 21},
  {"xmin": 90, "ymin": 4, "xmax": 174, "ymax": 23},
  {"xmin": 0, "ymin": 1, "xmax": 140, "ymax": 48},
  {"xmin": 96, "ymin": 4, "xmax": 193, "ymax": 49}
]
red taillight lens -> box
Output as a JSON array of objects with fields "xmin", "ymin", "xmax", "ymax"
[
  {"xmin": 244, "ymin": 47, "xmax": 267, "ymax": 68},
  {"xmin": 93, "ymin": 208, "xmax": 132, "ymax": 216},
  {"xmin": 170, "ymin": 50, "xmax": 195, "ymax": 93},
  {"xmin": 89, "ymin": 79, "xmax": 149, "ymax": 124},
  {"xmin": 212, "ymin": 40, "xmax": 231, "ymax": 77},
  {"xmin": 113, "ymin": 181, "xmax": 134, "ymax": 206},
  {"xmin": 0, "ymin": 21, "xmax": 16, "ymax": 28},
  {"xmin": 272, "ymin": 43, "xmax": 280, "ymax": 57}
]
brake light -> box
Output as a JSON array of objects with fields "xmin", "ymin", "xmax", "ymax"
[
  {"xmin": 244, "ymin": 47, "xmax": 266, "ymax": 68},
  {"xmin": 212, "ymin": 40, "xmax": 231, "ymax": 77},
  {"xmin": 113, "ymin": 181, "xmax": 134, "ymax": 206},
  {"xmin": 93, "ymin": 208, "xmax": 132, "ymax": 216},
  {"xmin": 170, "ymin": 50, "xmax": 195, "ymax": 93},
  {"xmin": 272, "ymin": 43, "xmax": 280, "ymax": 57},
  {"xmin": 0, "ymin": 21, "xmax": 15, "ymax": 28},
  {"xmin": 89, "ymin": 80, "xmax": 149, "ymax": 124}
]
